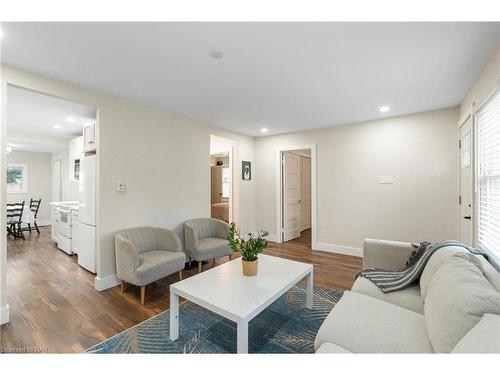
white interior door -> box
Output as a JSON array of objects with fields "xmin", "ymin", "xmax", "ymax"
[
  {"xmin": 459, "ymin": 116, "xmax": 473, "ymax": 246},
  {"xmin": 300, "ymin": 156, "xmax": 312, "ymax": 231},
  {"xmin": 52, "ymin": 158, "xmax": 63, "ymax": 202},
  {"xmin": 283, "ymin": 152, "xmax": 301, "ymax": 241}
]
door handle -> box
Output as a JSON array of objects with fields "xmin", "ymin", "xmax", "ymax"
[{"xmin": 463, "ymin": 216, "xmax": 471, "ymax": 220}]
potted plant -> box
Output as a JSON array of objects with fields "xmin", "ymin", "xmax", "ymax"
[{"xmin": 227, "ymin": 223, "xmax": 269, "ymax": 276}]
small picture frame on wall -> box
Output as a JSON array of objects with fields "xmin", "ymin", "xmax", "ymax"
[{"xmin": 242, "ymin": 161, "xmax": 251, "ymax": 181}]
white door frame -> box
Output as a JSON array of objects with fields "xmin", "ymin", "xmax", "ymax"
[{"xmin": 275, "ymin": 144, "xmax": 317, "ymax": 248}]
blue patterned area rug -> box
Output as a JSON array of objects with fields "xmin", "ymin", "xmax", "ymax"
[{"xmin": 87, "ymin": 284, "xmax": 342, "ymax": 354}]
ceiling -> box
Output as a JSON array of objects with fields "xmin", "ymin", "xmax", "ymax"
[
  {"xmin": 7, "ymin": 85, "xmax": 96, "ymax": 152},
  {"xmin": 2, "ymin": 22, "xmax": 499, "ymax": 137}
]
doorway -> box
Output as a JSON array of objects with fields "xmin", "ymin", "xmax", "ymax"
[
  {"xmin": 210, "ymin": 135, "xmax": 234, "ymax": 223},
  {"xmin": 276, "ymin": 145, "xmax": 316, "ymax": 248}
]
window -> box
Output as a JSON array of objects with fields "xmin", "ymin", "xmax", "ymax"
[
  {"xmin": 7, "ymin": 163, "xmax": 29, "ymax": 194},
  {"xmin": 476, "ymin": 88, "xmax": 500, "ymax": 259},
  {"xmin": 461, "ymin": 130, "xmax": 471, "ymax": 168}
]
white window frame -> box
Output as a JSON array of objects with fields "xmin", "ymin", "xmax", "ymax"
[{"xmin": 474, "ymin": 85, "xmax": 500, "ymax": 265}]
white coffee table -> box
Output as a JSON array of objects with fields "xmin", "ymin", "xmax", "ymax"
[{"xmin": 169, "ymin": 254, "xmax": 313, "ymax": 353}]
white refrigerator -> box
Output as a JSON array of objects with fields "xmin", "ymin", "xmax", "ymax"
[{"xmin": 78, "ymin": 154, "xmax": 96, "ymax": 273}]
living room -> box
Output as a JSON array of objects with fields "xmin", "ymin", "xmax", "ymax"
[{"xmin": 0, "ymin": 1, "xmax": 499, "ymax": 373}]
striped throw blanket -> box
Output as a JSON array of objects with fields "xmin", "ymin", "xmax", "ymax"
[{"xmin": 357, "ymin": 240, "xmax": 487, "ymax": 293}]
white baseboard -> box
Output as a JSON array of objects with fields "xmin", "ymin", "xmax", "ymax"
[
  {"xmin": 94, "ymin": 274, "xmax": 120, "ymax": 291},
  {"xmin": 266, "ymin": 233, "xmax": 279, "ymax": 243},
  {"xmin": 0, "ymin": 304, "xmax": 10, "ymax": 325},
  {"xmin": 36, "ymin": 220, "xmax": 51, "ymax": 227},
  {"xmin": 314, "ymin": 242, "xmax": 363, "ymax": 257}
]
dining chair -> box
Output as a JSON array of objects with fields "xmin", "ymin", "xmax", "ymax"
[
  {"xmin": 7, "ymin": 201, "xmax": 25, "ymax": 240},
  {"xmin": 28, "ymin": 198, "xmax": 42, "ymax": 235}
]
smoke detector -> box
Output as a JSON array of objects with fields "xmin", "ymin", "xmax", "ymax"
[{"xmin": 209, "ymin": 50, "xmax": 224, "ymax": 59}]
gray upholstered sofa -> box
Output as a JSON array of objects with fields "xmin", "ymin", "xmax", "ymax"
[
  {"xmin": 115, "ymin": 227, "xmax": 186, "ymax": 304},
  {"xmin": 184, "ymin": 218, "xmax": 233, "ymax": 273},
  {"xmin": 315, "ymin": 239, "xmax": 500, "ymax": 353}
]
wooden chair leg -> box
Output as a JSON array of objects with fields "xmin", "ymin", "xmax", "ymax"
[
  {"xmin": 140, "ymin": 285, "xmax": 146, "ymax": 305},
  {"xmin": 34, "ymin": 221, "xmax": 40, "ymax": 235},
  {"xmin": 121, "ymin": 281, "xmax": 125, "ymax": 292},
  {"xmin": 27, "ymin": 223, "xmax": 32, "ymax": 233},
  {"xmin": 179, "ymin": 270, "xmax": 183, "ymax": 280},
  {"xmin": 198, "ymin": 261, "xmax": 202, "ymax": 273},
  {"xmin": 18, "ymin": 224, "xmax": 25, "ymax": 240}
]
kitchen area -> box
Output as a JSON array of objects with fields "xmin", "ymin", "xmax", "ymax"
[{"xmin": 50, "ymin": 121, "xmax": 97, "ymax": 273}]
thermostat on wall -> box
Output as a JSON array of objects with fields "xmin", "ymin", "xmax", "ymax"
[{"xmin": 378, "ymin": 176, "xmax": 394, "ymax": 184}]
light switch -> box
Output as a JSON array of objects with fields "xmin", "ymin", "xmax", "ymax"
[
  {"xmin": 378, "ymin": 176, "xmax": 394, "ymax": 184},
  {"xmin": 116, "ymin": 182, "xmax": 125, "ymax": 192}
]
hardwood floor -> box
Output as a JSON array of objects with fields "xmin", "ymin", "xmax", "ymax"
[
  {"xmin": 0, "ymin": 226, "xmax": 362, "ymax": 353},
  {"xmin": 286, "ymin": 228, "xmax": 312, "ymax": 247}
]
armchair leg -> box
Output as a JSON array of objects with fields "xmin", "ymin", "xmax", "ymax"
[
  {"xmin": 179, "ymin": 270, "xmax": 183, "ymax": 280},
  {"xmin": 212, "ymin": 258, "xmax": 216, "ymax": 267},
  {"xmin": 140, "ymin": 286, "xmax": 146, "ymax": 305},
  {"xmin": 198, "ymin": 261, "xmax": 202, "ymax": 273},
  {"xmin": 229, "ymin": 253, "xmax": 232, "ymax": 261},
  {"xmin": 188, "ymin": 257, "xmax": 191, "ymax": 267},
  {"xmin": 121, "ymin": 281, "xmax": 125, "ymax": 293}
]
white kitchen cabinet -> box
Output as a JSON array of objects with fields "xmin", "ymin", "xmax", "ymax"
[
  {"xmin": 51, "ymin": 206, "xmax": 59, "ymax": 241},
  {"xmin": 69, "ymin": 136, "xmax": 84, "ymax": 181},
  {"xmin": 83, "ymin": 122, "xmax": 97, "ymax": 153}
]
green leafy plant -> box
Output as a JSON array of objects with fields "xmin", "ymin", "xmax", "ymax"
[{"xmin": 227, "ymin": 223, "xmax": 269, "ymax": 262}]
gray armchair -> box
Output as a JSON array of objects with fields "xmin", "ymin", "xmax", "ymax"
[
  {"xmin": 184, "ymin": 218, "xmax": 233, "ymax": 273},
  {"xmin": 115, "ymin": 227, "xmax": 186, "ymax": 304}
]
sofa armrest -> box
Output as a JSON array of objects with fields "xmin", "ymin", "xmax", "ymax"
[
  {"xmin": 184, "ymin": 223, "xmax": 199, "ymax": 251},
  {"xmin": 212, "ymin": 219, "xmax": 229, "ymax": 239},
  {"xmin": 115, "ymin": 234, "xmax": 140, "ymax": 280},
  {"xmin": 363, "ymin": 239, "xmax": 414, "ymax": 271}
]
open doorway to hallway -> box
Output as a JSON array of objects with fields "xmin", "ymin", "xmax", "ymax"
[
  {"xmin": 210, "ymin": 135, "xmax": 234, "ymax": 223},
  {"xmin": 280, "ymin": 148, "xmax": 312, "ymax": 248}
]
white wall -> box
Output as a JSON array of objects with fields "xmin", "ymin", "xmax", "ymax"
[
  {"xmin": 6, "ymin": 150, "xmax": 52, "ymax": 223},
  {"xmin": 255, "ymin": 107, "xmax": 459, "ymax": 255},
  {"xmin": 460, "ymin": 43, "xmax": 500, "ymax": 117},
  {"xmin": 1, "ymin": 66, "xmax": 256, "ymax": 297}
]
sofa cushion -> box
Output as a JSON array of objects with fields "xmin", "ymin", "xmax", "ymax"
[
  {"xmin": 315, "ymin": 342, "xmax": 352, "ymax": 353},
  {"xmin": 451, "ymin": 314, "xmax": 500, "ymax": 353},
  {"xmin": 134, "ymin": 250, "xmax": 186, "ymax": 285},
  {"xmin": 424, "ymin": 254, "xmax": 500, "ymax": 353},
  {"xmin": 352, "ymin": 277, "xmax": 423, "ymax": 313},
  {"xmin": 419, "ymin": 246, "xmax": 467, "ymax": 300},
  {"xmin": 314, "ymin": 291, "xmax": 433, "ymax": 353},
  {"xmin": 193, "ymin": 238, "xmax": 232, "ymax": 261}
]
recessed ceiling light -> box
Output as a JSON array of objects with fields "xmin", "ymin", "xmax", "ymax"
[
  {"xmin": 261, "ymin": 128, "xmax": 268, "ymax": 133},
  {"xmin": 379, "ymin": 106, "xmax": 390, "ymax": 113},
  {"xmin": 53, "ymin": 124, "xmax": 62, "ymax": 129},
  {"xmin": 209, "ymin": 50, "xmax": 224, "ymax": 59},
  {"xmin": 67, "ymin": 116, "xmax": 76, "ymax": 123}
]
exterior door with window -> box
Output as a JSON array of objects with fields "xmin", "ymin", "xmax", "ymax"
[
  {"xmin": 283, "ymin": 152, "xmax": 301, "ymax": 241},
  {"xmin": 459, "ymin": 116, "xmax": 473, "ymax": 246}
]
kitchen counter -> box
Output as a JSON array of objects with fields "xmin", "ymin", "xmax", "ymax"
[{"xmin": 50, "ymin": 201, "xmax": 79, "ymax": 210}]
